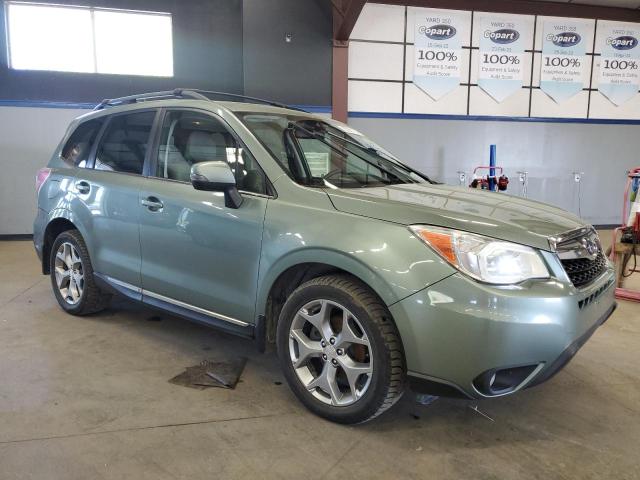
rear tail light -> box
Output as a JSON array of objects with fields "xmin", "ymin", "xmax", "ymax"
[{"xmin": 36, "ymin": 168, "xmax": 52, "ymax": 195}]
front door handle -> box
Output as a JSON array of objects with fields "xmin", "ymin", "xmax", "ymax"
[
  {"xmin": 75, "ymin": 180, "xmax": 90, "ymax": 194},
  {"xmin": 141, "ymin": 196, "xmax": 164, "ymax": 211}
]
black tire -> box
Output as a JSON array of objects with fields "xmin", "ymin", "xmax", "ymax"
[
  {"xmin": 49, "ymin": 229, "xmax": 111, "ymax": 315},
  {"xmin": 276, "ymin": 274, "xmax": 405, "ymax": 424}
]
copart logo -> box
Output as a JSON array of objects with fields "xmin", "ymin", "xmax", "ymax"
[
  {"xmin": 548, "ymin": 32, "xmax": 581, "ymax": 48},
  {"xmin": 607, "ymin": 36, "xmax": 638, "ymax": 50},
  {"xmin": 484, "ymin": 28, "xmax": 520, "ymax": 44},
  {"xmin": 420, "ymin": 24, "xmax": 456, "ymax": 40}
]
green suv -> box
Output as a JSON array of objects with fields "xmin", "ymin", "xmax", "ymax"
[{"xmin": 34, "ymin": 89, "xmax": 616, "ymax": 424}]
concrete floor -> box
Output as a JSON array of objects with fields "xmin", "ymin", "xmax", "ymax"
[{"xmin": 1, "ymin": 237, "xmax": 639, "ymax": 480}]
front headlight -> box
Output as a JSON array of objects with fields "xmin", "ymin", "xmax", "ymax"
[{"xmin": 409, "ymin": 225, "xmax": 550, "ymax": 285}]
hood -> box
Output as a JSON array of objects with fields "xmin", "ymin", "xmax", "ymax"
[{"xmin": 326, "ymin": 183, "xmax": 586, "ymax": 251}]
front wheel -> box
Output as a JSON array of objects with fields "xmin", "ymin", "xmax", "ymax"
[{"xmin": 276, "ymin": 275, "xmax": 405, "ymax": 424}]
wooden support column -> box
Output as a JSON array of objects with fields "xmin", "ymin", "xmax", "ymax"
[
  {"xmin": 332, "ymin": 40, "xmax": 349, "ymax": 123},
  {"xmin": 331, "ymin": 0, "xmax": 366, "ymax": 122}
]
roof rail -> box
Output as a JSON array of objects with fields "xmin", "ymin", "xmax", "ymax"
[
  {"xmin": 186, "ymin": 90, "xmax": 307, "ymax": 112},
  {"xmin": 93, "ymin": 89, "xmax": 208, "ymax": 110},
  {"xmin": 93, "ymin": 88, "xmax": 307, "ymax": 112}
]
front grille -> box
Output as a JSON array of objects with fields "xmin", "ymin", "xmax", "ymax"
[
  {"xmin": 561, "ymin": 251, "xmax": 607, "ymax": 288},
  {"xmin": 552, "ymin": 228, "xmax": 607, "ymax": 288},
  {"xmin": 578, "ymin": 279, "xmax": 613, "ymax": 309}
]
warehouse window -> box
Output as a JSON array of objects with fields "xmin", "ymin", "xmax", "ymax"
[{"xmin": 5, "ymin": 2, "xmax": 173, "ymax": 77}]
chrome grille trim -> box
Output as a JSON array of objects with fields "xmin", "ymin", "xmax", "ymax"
[
  {"xmin": 550, "ymin": 227, "xmax": 607, "ymax": 288},
  {"xmin": 551, "ymin": 227, "xmax": 601, "ymax": 260}
]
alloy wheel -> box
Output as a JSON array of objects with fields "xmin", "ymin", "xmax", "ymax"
[
  {"xmin": 54, "ymin": 242, "xmax": 84, "ymax": 305},
  {"xmin": 288, "ymin": 299, "xmax": 373, "ymax": 406}
]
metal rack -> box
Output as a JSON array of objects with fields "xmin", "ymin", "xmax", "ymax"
[
  {"xmin": 94, "ymin": 88, "xmax": 306, "ymax": 112},
  {"xmin": 609, "ymin": 168, "xmax": 640, "ymax": 303}
]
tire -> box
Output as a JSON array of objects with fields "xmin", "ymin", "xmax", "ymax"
[
  {"xmin": 276, "ymin": 274, "xmax": 405, "ymax": 424},
  {"xmin": 49, "ymin": 229, "xmax": 111, "ymax": 315}
]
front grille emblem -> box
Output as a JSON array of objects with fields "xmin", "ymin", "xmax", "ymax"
[{"xmin": 581, "ymin": 237, "xmax": 600, "ymax": 260}]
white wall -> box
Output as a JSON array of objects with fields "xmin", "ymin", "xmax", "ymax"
[{"xmin": 0, "ymin": 106, "xmax": 85, "ymax": 235}]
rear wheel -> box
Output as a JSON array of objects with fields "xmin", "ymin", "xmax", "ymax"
[
  {"xmin": 277, "ymin": 275, "xmax": 405, "ymax": 424},
  {"xmin": 50, "ymin": 230, "xmax": 111, "ymax": 315}
]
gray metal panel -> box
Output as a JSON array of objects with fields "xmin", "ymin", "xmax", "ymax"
[
  {"xmin": 242, "ymin": 0, "xmax": 332, "ymax": 106},
  {"xmin": 0, "ymin": 106, "xmax": 86, "ymax": 234}
]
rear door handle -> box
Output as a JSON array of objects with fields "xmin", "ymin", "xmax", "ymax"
[
  {"xmin": 75, "ymin": 180, "xmax": 90, "ymax": 194},
  {"xmin": 141, "ymin": 196, "xmax": 164, "ymax": 211}
]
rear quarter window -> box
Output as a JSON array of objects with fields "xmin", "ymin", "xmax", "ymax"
[{"xmin": 60, "ymin": 118, "xmax": 105, "ymax": 167}]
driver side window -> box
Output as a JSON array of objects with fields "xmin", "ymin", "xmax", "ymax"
[{"xmin": 155, "ymin": 110, "xmax": 268, "ymax": 195}]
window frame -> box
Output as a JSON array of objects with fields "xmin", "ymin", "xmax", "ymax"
[
  {"xmin": 86, "ymin": 108, "xmax": 161, "ymax": 177},
  {"xmin": 147, "ymin": 107, "xmax": 276, "ymax": 198},
  {"xmin": 4, "ymin": 1, "xmax": 173, "ymax": 77}
]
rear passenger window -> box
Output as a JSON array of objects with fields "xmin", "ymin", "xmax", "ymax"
[
  {"xmin": 94, "ymin": 111, "xmax": 155, "ymax": 174},
  {"xmin": 60, "ymin": 118, "xmax": 104, "ymax": 167}
]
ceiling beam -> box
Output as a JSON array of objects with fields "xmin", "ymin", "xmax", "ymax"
[
  {"xmin": 333, "ymin": 0, "xmax": 368, "ymax": 41},
  {"xmin": 372, "ymin": 0, "xmax": 640, "ymax": 22}
]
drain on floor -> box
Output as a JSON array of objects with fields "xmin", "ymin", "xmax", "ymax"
[{"xmin": 169, "ymin": 357, "xmax": 247, "ymax": 390}]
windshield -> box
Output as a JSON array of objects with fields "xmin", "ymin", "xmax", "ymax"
[{"xmin": 237, "ymin": 112, "xmax": 433, "ymax": 189}]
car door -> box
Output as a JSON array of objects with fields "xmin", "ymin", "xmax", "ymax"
[
  {"xmin": 71, "ymin": 109, "xmax": 159, "ymax": 290},
  {"xmin": 138, "ymin": 109, "xmax": 271, "ymax": 326}
]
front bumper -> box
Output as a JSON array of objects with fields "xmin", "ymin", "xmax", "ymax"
[{"xmin": 390, "ymin": 268, "xmax": 616, "ymax": 399}]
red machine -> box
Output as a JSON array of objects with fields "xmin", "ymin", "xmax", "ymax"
[
  {"xmin": 469, "ymin": 166, "xmax": 509, "ymax": 192},
  {"xmin": 608, "ymin": 167, "xmax": 640, "ymax": 302}
]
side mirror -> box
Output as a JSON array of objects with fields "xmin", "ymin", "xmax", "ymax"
[{"xmin": 190, "ymin": 161, "xmax": 243, "ymax": 209}]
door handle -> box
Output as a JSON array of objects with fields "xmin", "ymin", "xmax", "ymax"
[
  {"xmin": 75, "ymin": 180, "xmax": 90, "ymax": 194},
  {"xmin": 141, "ymin": 196, "xmax": 164, "ymax": 211}
]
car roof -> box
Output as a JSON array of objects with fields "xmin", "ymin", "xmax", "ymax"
[
  {"xmin": 73, "ymin": 98, "xmax": 319, "ymax": 124},
  {"xmin": 217, "ymin": 101, "xmax": 312, "ymax": 115}
]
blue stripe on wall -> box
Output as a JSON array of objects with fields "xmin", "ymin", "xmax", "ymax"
[
  {"xmin": 348, "ymin": 111, "xmax": 640, "ymax": 125},
  {"xmin": 0, "ymin": 100, "xmax": 97, "ymax": 109}
]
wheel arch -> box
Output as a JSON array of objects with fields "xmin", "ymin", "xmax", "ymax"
[
  {"xmin": 257, "ymin": 249, "xmax": 399, "ymax": 344},
  {"xmin": 41, "ymin": 210, "xmax": 90, "ymax": 274}
]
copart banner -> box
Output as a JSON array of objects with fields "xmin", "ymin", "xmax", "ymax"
[
  {"xmin": 413, "ymin": 9, "xmax": 465, "ymax": 100},
  {"xmin": 540, "ymin": 20, "xmax": 588, "ymax": 103},
  {"xmin": 478, "ymin": 17, "xmax": 527, "ymax": 102},
  {"xmin": 598, "ymin": 22, "xmax": 640, "ymax": 106}
]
